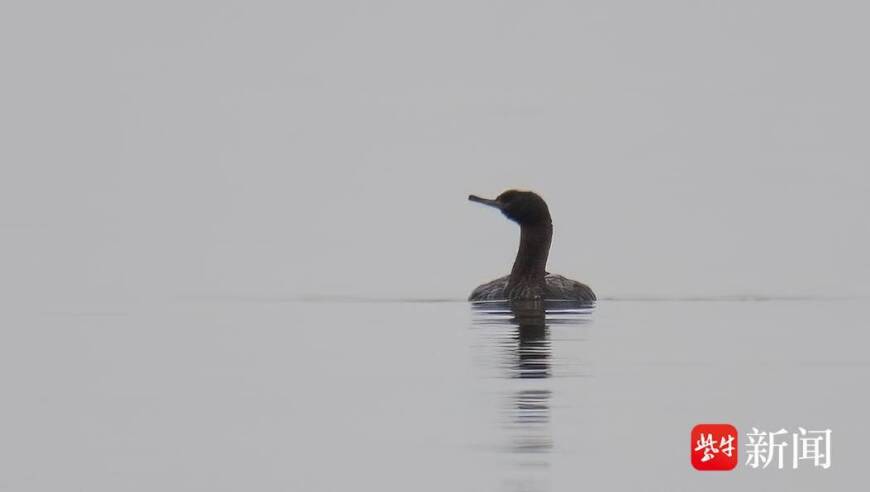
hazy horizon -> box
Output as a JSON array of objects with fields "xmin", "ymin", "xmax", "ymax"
[{"xmin": 2, "ymin": 1, "xmax": 868, "ymax": 307}]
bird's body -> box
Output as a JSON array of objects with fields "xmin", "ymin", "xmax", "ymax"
[
  {"xmin": 469, "ymin": 273, "xmax": 596, "ymax": 302},
  {"xmin": 468, "ymin": 190, "xmax": 595, "ymax": 303}
]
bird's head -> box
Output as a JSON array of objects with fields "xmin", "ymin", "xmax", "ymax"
[{"xmin": 468, "ymin": 189, "xmax": 552, "ymax": 226}]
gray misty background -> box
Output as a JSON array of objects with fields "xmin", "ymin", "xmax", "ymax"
[{"xmin": 2, "ymin": 0, "xmax": 868, "ymax": 305}]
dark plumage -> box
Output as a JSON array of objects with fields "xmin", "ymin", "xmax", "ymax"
[{"xmin": 468, "ymin": 190, "xmax": 595, "ymax": 302}]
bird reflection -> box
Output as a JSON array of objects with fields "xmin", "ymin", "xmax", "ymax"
[
  {"xmin": 471, "ymin": 297, "xmax": 593, "ymax": 492},
  {"xmin": 505, "ymin": 300, "xmax": 550, "ymax": 380},
  {"xmin": 472, "ymin": 299, "xmax": 593, "ymax": 460},
  {"xmin": 502, "ymin": 300, "xmax": 553, "ymax": 455}
]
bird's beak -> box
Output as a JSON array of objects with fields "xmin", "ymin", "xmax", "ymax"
[{"xmin": 468, "ymin": 194, "xmax": 503, "ymax": 209}]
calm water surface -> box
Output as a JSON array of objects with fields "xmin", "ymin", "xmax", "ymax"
[{"xmin": 1, "ymin": 299, "xmax": 867, "ymax": 490}]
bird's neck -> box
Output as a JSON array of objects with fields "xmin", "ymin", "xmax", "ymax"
[{"xmin": 508, "ymin": 223, "xmax": 552, "ymax": 290}]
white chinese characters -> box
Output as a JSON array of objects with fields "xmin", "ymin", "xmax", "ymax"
[{"xmin": 745, "ymin": 427, "xmax": 831, "ymax": 469}]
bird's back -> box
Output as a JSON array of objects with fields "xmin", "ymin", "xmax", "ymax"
[{"xmin": 469, "ymin": 273, "xmax": 596, "ymax": 302}]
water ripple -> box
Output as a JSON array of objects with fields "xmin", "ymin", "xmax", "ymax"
[{"xmin": 470, "ymin": 299, "xmax": 595, "ymax": 468}]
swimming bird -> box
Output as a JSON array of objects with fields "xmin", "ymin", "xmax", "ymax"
[{"xmin": 468, "ymin": 190, "xmax": 595, "ymax": 302}]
